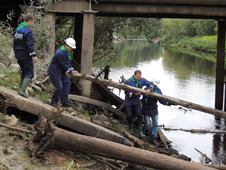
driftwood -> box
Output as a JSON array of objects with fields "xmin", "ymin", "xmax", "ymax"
[
  {"xmin": 0, "ymin": 122, "xmax": 33, "ymax": 134},
  {"xmin": 32, "ymin": 116, "xmax": 214, "ymax": 170},
  {"xmin": 163, "ymin": 128, "xmax": 226, "ymax": 134},
  {"xmin": 0, "ymin": 86, "xmax": 133, "ymax": 146},
  {"xmin": 194, "ymin": 148, "xmax": 213, "ymax": 162},
  {"xmin": 74, "ymin": 73, "xmax": 226, "ymax": 118},
  {"xmin": 205, "ymin": 164, "xmax": 226, "ymax": 170},
  {"xmin": 69, "ymin": 94, "xmax": 126, "ymax": 119}
]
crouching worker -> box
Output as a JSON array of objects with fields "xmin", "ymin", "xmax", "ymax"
[
  {"xmin": 124, "ymin": 70, "xmax": 153, "ymax": 138},
  {"xmin": 13, "ymin": 14, "xmax": 38, "ymax": 97},
  {"xmin": 142, "ymin": 80, "xmax": 172, "ymax": 146},
  {"xmin": 48, "ymin": 38, "xmax": 77, "ymax": 108}
]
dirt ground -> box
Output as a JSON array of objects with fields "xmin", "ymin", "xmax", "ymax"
[{"xmin": 0, "ymin": 102, "xmax": 190, "ymax": 170}]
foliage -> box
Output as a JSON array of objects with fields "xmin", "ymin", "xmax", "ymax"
[
  {"xmin": 162, "ymin": 19, "xmax": 216, "ymax": 41},
  {"xmin": 0, "ymin": 11, "xmax": 14, "ymax": 66}
]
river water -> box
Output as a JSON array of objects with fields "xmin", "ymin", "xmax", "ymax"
[{"xmin": 93, "ymin": 40, "xmax": 226, "ymax": 164}]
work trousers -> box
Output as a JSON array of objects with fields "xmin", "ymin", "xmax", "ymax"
[
  {"xmin": 125, "ymin": 103, "xmax": 143, "ymax": 125},
  {"xmin": 17, "ymin": 59, "xmax": 34, "ymax": 79},
  {"xmin": 50, "ymin": 74, "xmax": 71, "ymax": 105}
]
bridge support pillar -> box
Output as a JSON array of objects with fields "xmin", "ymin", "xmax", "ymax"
[
  {"xmin": 79, "ymin": 11, "xmax": 96, "ymax": 97},
  {"xmin": 215, "ymin": 20, "xmax": 226, "ymax": 110}
]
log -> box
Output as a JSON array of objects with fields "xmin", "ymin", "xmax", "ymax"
[
  {"xmin": 163, "ymin": 128, "xmax": 226, "ymax": 134},
  {"xmin": 32, "ymin": 117, "xmax": 214, "ymax": 170},
  {"xmin": 0, "ymin": 122, "xmax": 33, "ymax": 134},
  {"xmin": 0, "ymin": 86, "xmax": 133, "ymax": 146},
  {"xmin": 74, "ymin": 73, "xmax": 226, "ymax": 118},
  {"xmin": 194, "ymin": 148, "xmax": 213, "ymax": 162},
  {"xmin": 69, "ymin": 94, "xmax": 126, "ymax": 119}
]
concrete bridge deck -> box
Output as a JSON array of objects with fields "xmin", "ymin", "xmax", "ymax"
[{"xmin": 50, "ymin": 0, "xmax": 226, "ymax": 18}]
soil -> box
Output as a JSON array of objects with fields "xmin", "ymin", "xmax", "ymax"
[{"xmin": 0, "ymin": 101, "xmax": 190, "ymax": 170}]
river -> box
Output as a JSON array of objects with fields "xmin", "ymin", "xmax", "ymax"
[{"xmin": 93, "ymin": 40, "xmax": 226, "ymax": 164}]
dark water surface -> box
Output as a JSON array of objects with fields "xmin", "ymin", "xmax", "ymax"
[{"xmin": 93, "ymin": 40, "xmax": 226, "ymax": 164}]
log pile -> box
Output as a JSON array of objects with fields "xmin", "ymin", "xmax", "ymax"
[
  {"xmin": 0, "ymin": 86, "xmax": 133, "ymax": 146},
  {"xmin": 32, "ymin": 115, "xmax": 214, "ymax": 170}
]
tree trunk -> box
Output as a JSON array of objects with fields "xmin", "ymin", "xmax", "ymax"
[
  {"xmin": 164, "ymin": 128, "xmax": 226, "ymax": 134},
  {"xmin": 73, "ymin": 73, "xmax": 226, "ymax": 118},
  {"xmin": 0, "ymin": 86, "xmax": 133, "ymax": 146},
  {"xmin": 33, "ymin": 116, "xmax": 214, "ymax": 170}
]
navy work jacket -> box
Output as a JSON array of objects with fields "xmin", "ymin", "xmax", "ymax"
[
  {"xmin": 124, "ymin": 76, "xmax": 153, "ymax": 105},
  {"xmin": 48, "ymin": 49, "xmax": 74, "ymax": 79},
  {"xmin": 13, "ymin": 26, "xmax": 36, "ymax": 60},
  {"xmin": 142, "ymin": 87, "xmax": 167, "ymax": 116}
]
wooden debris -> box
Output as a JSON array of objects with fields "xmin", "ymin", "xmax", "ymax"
[
  {"xmin": 69, "ymin": 94, "xmax": 126, "ymax": 119},
  {"xmin": 0, "ymin": 122, "xmax": 33, "ymax": 134},
  {"xmin": 32, "ymin": 115, "xmax": 214, "ymax": 170},
  {"xmin": 163, "ymin": 128, "xmax": 226, "ymax": 134},
  {"xmin": 194, "ymin": 148, "xmax": 213, "ymax": 162},
  {"xmin": 74, "ymin": 73, "xmax": 226, "ymax": 118},
  {"xmin": 0, "ymin": 86, "xmax": 133, "ymax": 146}
]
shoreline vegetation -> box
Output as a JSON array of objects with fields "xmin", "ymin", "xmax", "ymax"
[{"xmin": 162, "ymin": 35, "xmax": 217, "ymax": 63}]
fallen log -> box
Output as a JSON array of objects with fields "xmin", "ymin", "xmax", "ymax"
[
  {"xmin": 33, "ymin": 116, "xmax": 214, "ymax": 170},
  {"xmin": 194, "ymin": 148, "xmax": 213, "ymax": 162},
  {"xmin": 74, "ymin": 73, "xmax": 226, "ymax": 118},
  {"xmin": 69, "ymin": 94, "xmax": 126, "ymax": 119},
  {"xmin": 0, "ymin": 86, "xmax": 133, "ymax": 146},
  {"xmin": 0, "ymin": 122, "xmax": 33, "ymax": 134},
  {"xmin": 163, "ymin": 128, "xmax": 226, "ymax": 134}
]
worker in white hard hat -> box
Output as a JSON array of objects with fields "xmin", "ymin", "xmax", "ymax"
[{"xmin": 48, "ymin": 38, "xmax": 77, "ymax": 107}]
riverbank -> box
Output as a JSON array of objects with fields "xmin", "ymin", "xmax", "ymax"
[{"xmin": 162, "ymin": 35, "xmax": 217, "ymax": 62}]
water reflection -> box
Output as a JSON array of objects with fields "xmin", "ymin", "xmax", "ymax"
[{"xmin": 93, "ymin": 40, "xmax": 225, "ymax": 164}]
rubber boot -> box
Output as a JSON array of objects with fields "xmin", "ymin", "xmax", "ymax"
[
  {"xmin": 151, "ymin": 137, "xmax": 160, "ymax": 147},
  {"xmin": 128, "ymin": 123, "xmax": 134, "ymax": 135},
  {"xmin": 18, "ymin": 78, "xmax": 31, "ymax": 98},
  {"xmin": 138, "ymin": 125, "xmax": 145, "ymax": 138},
  {"xmin": 19, "ymin": 78, "xmax": 24, "ymax": 88}
]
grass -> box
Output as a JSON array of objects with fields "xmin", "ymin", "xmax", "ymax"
[
  {"xmin": 163, "ymin": 35, "xmax": 217, "ymax": 62},
  {"xmin": 0, "ymin": 70, "xmax": 51, "ymax": 101},
  {"xmin": 83, "ymin": 110, "xmax": 90, "ymax": 117},
  {"xmin": 111, "ymin": 122, "xmax": 124, "ymax": 130}
]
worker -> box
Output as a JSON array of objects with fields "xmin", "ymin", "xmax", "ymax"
[
  {"xmin": 124, "ymin": 70, "xmax": 153, "ymax": 138},
  {"xmin": 142, "ymin": 79, "xmax": 172, "ymax": 146},
  {"xmin": 48, "ymin": 38, "xmax": 77, "ymax": 107},
  {"xmin": 13, "ymin": 14, "xmax": 38, "ymax": 97}
]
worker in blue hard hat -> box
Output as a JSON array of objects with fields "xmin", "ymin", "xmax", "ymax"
[{"xmin": 48, "ymin": 38, "xmax": 77, "ymax": 108}]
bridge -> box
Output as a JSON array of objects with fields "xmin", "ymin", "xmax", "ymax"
[{"xmin": 1, "ymin": 0, "xmax": 226, "ymax": 110}]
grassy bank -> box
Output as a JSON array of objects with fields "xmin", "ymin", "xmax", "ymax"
[{"xmin": 164, "ymin": 35, "xmax": 217, "ymax": 55}]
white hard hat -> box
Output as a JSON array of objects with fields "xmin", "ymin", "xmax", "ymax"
[
  {"xmin": 152, "ymin": 79, "xmax": 160, "ymax": 85},
  {"xmin": 65, "ymin": 38, "xmax": 76, "ymax": 49}
]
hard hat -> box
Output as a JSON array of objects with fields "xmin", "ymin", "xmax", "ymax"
[
  {"xmin": 65, "ymin": 38, "xmax": 76, "ymax": 49},
  {"xmin": 152, "ymin": 79, "xmax": 160, "ymax": 85}
]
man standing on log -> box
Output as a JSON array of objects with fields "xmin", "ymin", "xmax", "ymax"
[
  {"xmin": 142, "ymin": 80, "xmax": 172, "ymax": 146},
  {"xmin": 124, "ymin": 70, "xmax": 153, "ymax": 138},
  {"xmin": 13, "ymin": 14, "xmax": 38, "ymax": 98},
  {"xmin": 48, "ymin": 38, "xmax": 77, "ymax": 107}
]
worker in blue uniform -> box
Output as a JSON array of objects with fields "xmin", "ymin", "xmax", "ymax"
[
  {"xmin": 48, "ymin": 38, "xmax": 77, "ymax": 107},
  {"xmin": 13, "ymin": 14, "xmax": 38, "ymax": 98},
  {"xmin": 142, "ymin": 80, "xmax": 172, "ymax": 146},
  {"xmin": 124, "ymin": 70, "xmax": 153, "ymax": 138}
]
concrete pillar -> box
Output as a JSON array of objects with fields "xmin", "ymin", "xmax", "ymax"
[
  {"xmin": 79, "ymin": 11, "xmax": 96, "ymax": 97},
  {"xmin": 215, "ymin": 20, "xmax": 226, "ymax": 110}
]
